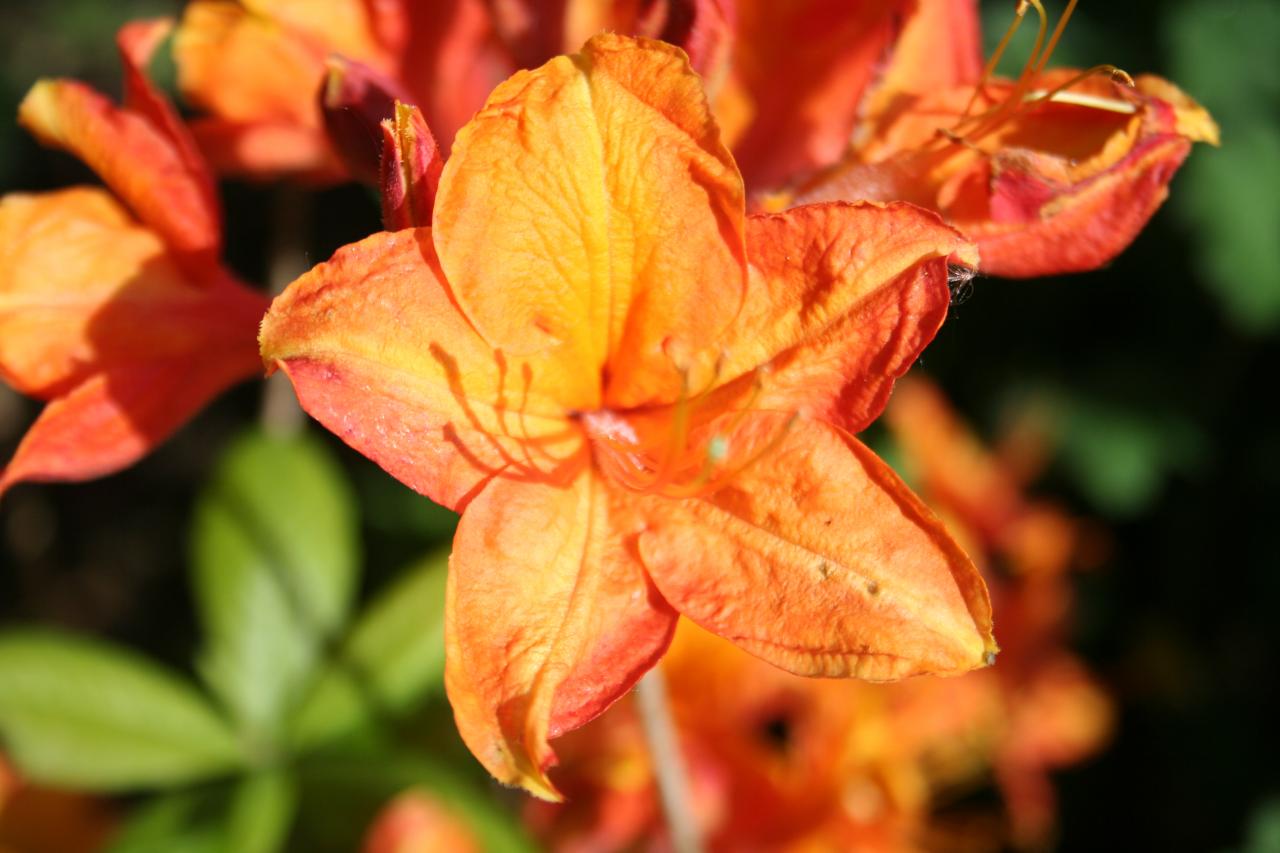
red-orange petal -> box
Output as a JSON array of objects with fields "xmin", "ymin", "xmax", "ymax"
[
  {"xmin": 17, "ymin": 79, "xmax": 220, "ymax": 268},
  {"xmin": 433, "ymin": 33, "xmax": 746, "ymax": 410},
  {"xmin": 726, "ymin": 0, "xmax": 912, "ymax": 188},
  {"xmin": 0, "ymin": 354, "xmax": 258, "ymax": 497},
  {"xmin": 637, "ymin": 414, "xmax": 996, "ymax": 680},
  {"xmin": 445, "ymin": 471, "xmax": 677, "ymax": 799},
  {"xmin": 712, "ymin": 201, "xmax": 975, "ymax": 433},
  {"xmin": 259, "ymin": 228, "xmax": 590, "ymax": 511}
]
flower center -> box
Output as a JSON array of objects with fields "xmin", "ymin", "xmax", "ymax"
[{"xmin": 577, "ymin": 368, "xmax": 795, "ymax": 499}]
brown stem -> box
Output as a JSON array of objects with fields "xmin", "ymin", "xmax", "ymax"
[{"xmin": 260, "ymin": 185, "xmax": 311, "ymax": 437}]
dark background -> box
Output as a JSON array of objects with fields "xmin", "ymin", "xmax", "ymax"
[{"xmin": 1, "ymin": 1, "xmax": 1276, "ymax": 849}]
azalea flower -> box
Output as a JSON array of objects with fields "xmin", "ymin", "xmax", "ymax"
[
  {"xmin": 171, "ymin": 0, "xmax": 730, "ymax": 180},
  {"xmin": 173, "ymin": 0, "xmax": 1214, "ymax": 280},
  {"xmin": 528, "ymin": 383, "xmax": 1112, "ymax": 850},
  {"xmin": 771, "ymin": 0, "xmax": 1220, "ymax": 276},
  {"xmin": 261, "ymin": 34, "xmax": 996, "ymax": 797},
  {"xmin": 0, "ymin": 21, "xmax": 268, "ymax": 496}
]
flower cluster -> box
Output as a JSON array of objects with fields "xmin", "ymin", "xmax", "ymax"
[{"xmin": 0, "ymin": 0, "xmax": 1214, "ymax": 838}]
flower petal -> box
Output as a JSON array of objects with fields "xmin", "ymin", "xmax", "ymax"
[
  {"xmin": 433, "ymin": 33, "xmax": 746, "ymax": 409},
  {"xmin": 726, "ymin": 0, "xmax": 911, "ymax": 188},
  {"xmin": 0, "ymin": 357, "xmax": 258, "ymax": 497},
  {"xmin": 871, "ymin": 0, "xmax": 982, "ymax": 108},
  {"xmin": 0, "ymin": 187, "xmax": 264, "ymax": 399},
  {"xmin": 174, "ymin": 0, "xmax": 348, "ymax": 179},
  {"xmin": 445, "ymin": 471, "xmax": 678, "ymax": 799},
  {"xmin": 17, "ymin": 77, "xmax": 220, "ymax": 267},
  {"xmin": 637, "ymin": 414, "xmax": 996, "ymax": 680},
  {"xmin": 259, "ymin": 228, "xmax": 590, "ymax": 511},
  {"xmin": 712, "ymin": 201, "xmax": 974, "ymax": 433}
]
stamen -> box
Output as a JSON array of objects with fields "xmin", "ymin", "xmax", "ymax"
[
  {"xmin": 942, "ymin": 2, "xmax": 1135, "ymax": 151},
  {"xmin": 1033, "ymin": 0, "xmax": 1078, "ymax": 78},
  {"xmin": 962, "ymin": 0, "xmax": 1032, "ymax": 120}
]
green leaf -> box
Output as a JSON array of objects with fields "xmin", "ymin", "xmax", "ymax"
[
  {"xmin": 107, "ymin": 788, "xmax": 230, "ymax": 853},
  {"xmin": 0, "ymin": 631, "xmax": 243, "ymax": 791},
  {"xmin": 1058, "ymin": 397, "xmax": 1207, "ymax": 516},
  {"xmin": 295, "ymin": 754, "xmax": 537, "ymax": 853},
  {"xmin": 191, "ymin": 428, "xmax": 359, "ymax": 746},
  {"xmin": 288, "ymin": 551, "xmax": 449, "ymax": 751},
  {"xmin": 1165, "ymin": 0, "xmax": 1280, "ymax": 333},
  {"xmin": 226, "ymin": 770, "xmax": 297, "ymax": 853}
]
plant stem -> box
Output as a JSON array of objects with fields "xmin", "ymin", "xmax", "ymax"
[
  {"xmin": 635, "ymin": 667, "xmax": 703, "ymax": 853},
  {"xmin": 260, "ymin": 186, "xmax": 310, "ymax": 437}
]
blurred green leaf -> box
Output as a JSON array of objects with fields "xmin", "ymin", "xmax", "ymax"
[
  {"xmin": 288, "ymin": 552, "xmax": 449, "ymax": 751},
  {"xmin": 226, "ymin": 769, "xmax": 297, "ymax": 853},
  {"xmin": 191, "ymin": 428, "xmax": 359, "ymax": 747},
  {"xmin": 1057, "ymin": 397, "xmax": 1207, "ymax": 516},
  {"xmin": 1240, "ymin": 795, "xmax": 1280, "ymax": 853},
  {"xmin": 296, "ymin": 754, "xmax": 536, "ymax": 853},
  {"xmin": 107, "ymin": 789, "xmax": 230, "ymax": 853},
  {"xmin": 0, "ymin": 631, "xmax": 242, "ymax": 791},
  {"xmin": 1165, "ymin": 0, "xmax": 1280, "ymax": 332}
]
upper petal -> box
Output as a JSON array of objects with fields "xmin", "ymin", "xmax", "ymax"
[
  {"xmin": 259, "ymin": 228, "xmax": 590, "ymax": 511},
  {"xmin": 433, "ymin": 33, "xmax": 747, "ymax": 409},
  {"xmin": 725, "ymin": 0, "xmax": 912, "ymax": 188},
  {"xmin": 445, "ymin": 470, "xmax": 678, "ymax": 799},
  {"xmin": 870, "ymin": 0, "xmax": 983, "ymax": 109},
  {"xmin": 638, "ymin": 414, "xmax": 996, "ymax": 680},
  {"xmin": 712, "ymin": 201, "xmax": 974, "ymax": 433},
  {"xmin": 18, "ymin": 76, "xmax": 221, "ymax": 267}
]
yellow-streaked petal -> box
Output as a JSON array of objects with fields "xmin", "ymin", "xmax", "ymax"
[
  {"xmin": 638, "ymin": 414, "xmax": 996, "ymax": 680},
  {"xmin": 445, "ymin": 471, "xmax": 677, "ymax": 799},
  {"xmin": 433, "ymin": 33, "xmax": 746, "ymax": 410},
  {"xmin": 260, "ymin": 228, "xmax": 591, "ymax": 511}
]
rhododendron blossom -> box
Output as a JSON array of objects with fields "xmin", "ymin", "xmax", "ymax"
[
  {"xmin": 261, "ymin": 34, "xmax": 996, "ymax": 797},
  {"xmin": 0, "ymin": 21, "xmax": 267, "ymax": 496}
]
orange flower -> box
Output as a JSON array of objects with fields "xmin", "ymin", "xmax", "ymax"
[
  {"xmin": 773, "ymin": 0, "xmax": 1219, "ymax": 277},
  {"xmin": 173, "ymin": 0, "xmax": 507, "ymax": 179},
  {"xmin": 261, "ymin": 35, "xmax": 996, "ymax": 798},
  {"xmin": 0, "ymin": 21, "xmax": 268, "ymax": 497},
  {"xmin": 362, "ymin": 790, "xmax": 480, "ymax": 853},
  {"xmin": 884, "ymin": 376, "xmax": 1113, "ymax": 844},
  {"xmin": 533, "ymin": 382, "xmax": 1113, "ymax": 850},
  {"xmin": 172, "ymin": 0, "xmax": 738, "ymax": 181}
]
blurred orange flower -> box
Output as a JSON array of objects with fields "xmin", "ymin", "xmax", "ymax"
[
  {"xmin": 261, "ymin": 35, "xmax": 996, "ymax": 798},
  {"xmin": 530, "ymin": 381, "xmax": 1111, "ymax": 851},
  {"xmin": 362, "ymin": 790, "xmax": 480, "ymax": 853},
  {"xmin": 0, "ymin": 755, "xmax": 115, "ymax": 853},
  {"xmin": 0, "ymin": 21, "xmax": 268, "ymax": 497}
]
